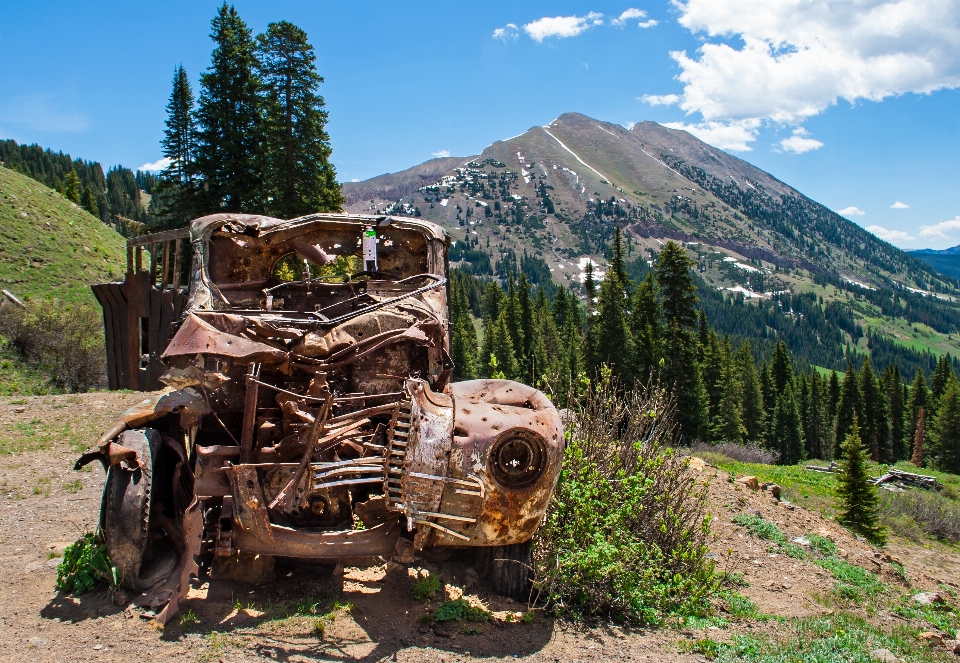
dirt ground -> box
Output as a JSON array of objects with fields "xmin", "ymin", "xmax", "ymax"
[{"xmin": 0, "ymin": 391, "xmax": 957, "ymax": 663}]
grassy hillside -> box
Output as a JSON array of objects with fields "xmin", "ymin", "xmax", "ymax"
[{"xmin": 0, "ymin": 166, "xmax": 126, "ymax": 304}]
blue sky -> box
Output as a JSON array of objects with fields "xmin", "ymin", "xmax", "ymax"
[{"xmin": 1, "ymin": 1, "xmax": 959, "ymax": 249}]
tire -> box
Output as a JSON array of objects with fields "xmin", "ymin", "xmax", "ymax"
[
  {"xmin": 481, "ymin": 540, "xmax": 533, "ymax": 601},
  {"xmin": 101, "ymin": 429, "xmax": 179, "ymax": 591}
]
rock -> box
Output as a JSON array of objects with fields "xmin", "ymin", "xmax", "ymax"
[
  {"xmin": 687, "ymin": 457, "xmax": 707, "ymax": 471},
  {"xmin": 817, "ymin": 527, "xmax": 835, "ymax": 541},
  {"xmin": 111, "ymin": 590, "xmax": 130, "ymax": 606},
  {"xmin": 332, "ymin": 563, "xmax": 344, "ymax": 576},
  {"xmin": 792, "ymin": 536, "xmax": 811, "ymax": 546},
  {"xmin": 463, "ymin": 567, "xmax": 480, "ymax": 588},
  {"xmin": 870, "ymin": 648, "xmax": 899, "ymax": 662},
  {"xmin": 445, "ymin": 584, "xmax": 463, "ymax": 601},
  {"xmin": 386, "ymin": 560, "xmax": 406, "ymax": 575},
  {"xmin": 919, "ymin": 632, "xmax": 945, "ymax": 648},
  {"xmin": 953, "ymin": 640, "xmax": 960, "ymax": 655},
  {"xmin": 28, "ymin": 637, "xmax": 48, "ymax": 648},
  {"xmin": 768, "ymin": 484, "xmax": 782, "ymax": 499},
  {"xmin": 913, "ymin": 592, "xmax": 945, "ymax": 606},
  {"xmin": 212, "ymin": 552, "xmax": 276, "ymax": 585},
  {"xmin": 737, "ymin": 476, "xmax": 760, "ymax": 490},
  {"xmin": 46, "ymin": 557, "xmax": 62, "ymax": 569},
  {"xmin": 393, "ymin": 538, "xmax": 415, "ymax": 564},
  {"xmin": 434, "ymin": 624, "xmax": 455, "ymax": 638}
]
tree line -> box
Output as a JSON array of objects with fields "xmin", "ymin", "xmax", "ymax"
[
  {"xmin": 0, "ymin": 139, "xmax": 155, "ymax": 234},
  {"xmin": 450, "ymin": 233, "xmax": 960, "ymax": 475},
  {"xmin": 153, "ymin": 3, "xmax": 342, "ymax": 227}
]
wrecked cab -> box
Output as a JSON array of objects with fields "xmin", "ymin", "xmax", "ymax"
[{"xmin": 80, "ymin": 213, "xmax": 563, "ymax": 622}]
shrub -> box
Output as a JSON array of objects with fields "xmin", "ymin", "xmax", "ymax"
[
  {"xmin": 434, "ymin": 599, "xmax": 489, "ymax": 622},
  {"xmin": 56, "ymin": 531, "xmax": 116, "ymax": 595},
  {"xmin": 0, "ymin": 299, "xmax": 106, "ymax": 392},
  {"xmin": 879, "ymin": 489, "xmax": 960, "ymax": 544},
  {"xmin": 412, "ymin": 573, "xmax": 442, "ymax": 600},
  {"xmin": 690, "ymin": 441, "xmax": 779, "ymax": 465},
  {"xmin": 533, "ymin": 374, "xmax": 717, "ymax": 623}
]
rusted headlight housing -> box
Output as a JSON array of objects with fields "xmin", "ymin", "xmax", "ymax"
[{"xmin": 489, "ymin": 429, "xmax": 547, "ymax": 489}]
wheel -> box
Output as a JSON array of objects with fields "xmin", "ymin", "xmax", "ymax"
[
  {"xmin": 101, "ymin": 429, "xmax": 184, "ymax": 591},
  {"xmin": 479, "ymin": 540, "xmax": 533, "ymax": 601}
]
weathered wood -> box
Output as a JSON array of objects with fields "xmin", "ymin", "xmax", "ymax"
[
  {"xmin": 91, "ymin": 285, "xmax": 119, "ymax": 390},
  {"xmin": 172, "ymin": 239, "xmax": 183, "ymax": 289},
  {"xmin": 872, "ymin": 468, "xmax": 941, "ymax": 491},
  {"xmin": 126, "ymin": 227, "xmax": 190, "ymax": 247},
  {"xmin": 161, "ymin": 240, "xmax": 171, "ymax": 287}
]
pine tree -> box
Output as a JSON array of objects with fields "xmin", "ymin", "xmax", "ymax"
[
  {"xmin": 450, "ymin": 277, "xmax": 478, "ymax": 380},
  {"xmin": 63, "ymin": 170, "xmax": 81, "ymax": 203},
  {"xmin": 930, "ymin": 355, "xmax": 953, "ymax": 409},
  {"xmin": 735, "ymin": 341, "xmax": 766, "ymax": 443},
  {"xmin": 629, "ymin": 272, "xmax": 660, "ymax": 383},
  {"xmin": 593, "ymin": 259, "xmax": 632, "ymax": 382},
  {"xmin": 907, "ymin": 366, "xmax": 929, "ymax": 449},
  {"xmin": 911, "ymin": 406, "xmax": 926, "ymax": 466},
  {"xmin": 155, "ymin": 65, "xmax": 198, "ymax": 224},
  {"xmin": 770, "ymin": 340, "xmax": 794, "ymax": 394},
  {"xmin": 772, "ymin": 382, "xmax": 805, "ymax": 465},
  {"xmin": 859, "ymin": 357, "xmax": 889, "ymax": 462},
  {"xmin": 836, "ymin": 418, "xmax": 885, "ymax": 545},
  {"xmin": 517, "ymin": 273, "xmax": 534, "ymax": 380},
  {"xmin": 195, "ymin": 3, "xmax": 263, "ymax": 212},
  {"xmin": 655, "ymin": 241, "xmax": 706, "ymax": 439},
  {"xmin": 711, "ymin": 336, "xmax": 746, "ymax": 443},
  {"xmin": 834, "ymin": 362, "xmax": 863, "ymax": 457},
  {"xmin": 882, "ymin": 364, "xmax": 906, "ymax": 461},
  {"xmin": 81, "ymin": 187, "xmax": 100, "ymax": 216},
  {"xmin": 931, "ymin": 377, "xmax": 960, "ymax": 474},
  {"xmin": 700, "ymin": 328, "xmax": 724, "ymax": 436},
  {"xmin": 805, "ymin": 371, "xmax": 827, "ymax": 460},
  {"xmin": 255, "ymin": 20, "xmax": 342, "ymax": 216},
  {"xmin": 481, "ymin": 310, "xmax": 519, "ymax": 380}
]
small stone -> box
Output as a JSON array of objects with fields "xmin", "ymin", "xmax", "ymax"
[
  {"xmin": 952, "ymin": 640, "xmax": 960, "ymax": 655},
  {"xmin": 386, "ymin": 560, "xmax": 405, "ymax": 574},
  {"xmin": 444, "ymin": 584, "xmax": 463, "ymax": 601},
  {"xmin": 93, "ymin": 644, "xmax": 103, "ymax": 650},
  {"xmin": 768, "ymin": 484, "xmax": 782, "ymax": 499},
  {"xmin": 919, "ymin": 632, "xmax": 945, "ymax": 648},
  {"xmin": 870, "ymin": 648, "xmax": 899, "ymax": 662},
  {"xmin": 112, "ymin": 590, "xmax": 129, "ymax": 606},
  {"xmin": 913, "ymin": 592, "xmax": 944, "ymax": 606},
  {"xmin": 737, "ymin": 476, "xmax": 760, "ymax": 490}
]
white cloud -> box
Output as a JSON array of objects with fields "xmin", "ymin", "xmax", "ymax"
[
  {"xmin": 138, "ymin": 157, "xmax": 171, "ymax": 172},
  {"xmin": 351, "ymin": 178, "xmax": 359, "ymax": 182},
  {"xmin": 837, "ymin": 206, "xmax": 866, "ymax": 217},
  {"xmin": 637, "ymin": 19, "xmax": 659, "ymax": 28},
  {"xmin": 640, "ymin": 93, "xmax": 680, "ymax": 106},
  {"xmin": 920, "ymin": 216, "xmax": 960, "ymax": 238},
  {"xmin": 492, "ymin": 23, "xmax": 519, "ymax": 41},
  {"xmin": 432, "ymin": 150, "xmax": 450, "ymax": 158},
  {"xmin": 867, "ymin": 225, "xmax": 914, "ymax": 243},
  {"xmin": 649, "ymin": 0, "xmax": 960, "ymax": 151},
  {"xmin": 523, "ymin": 12, "xmax": 603, "ymax": 42},
  {"xmin": 779, "ymin": 127, "xmax": 823, "ymax": 154},
  {"xmin": 612, "ymin": 8, "xmax": 652, "ymax": 27},
  {"xmin": 890, "ymin": 201, "xmax": 910, "ymax": 209},
  {"xmin": 664, "ymin": 119, "xmax": 760, "ymax": 151}
]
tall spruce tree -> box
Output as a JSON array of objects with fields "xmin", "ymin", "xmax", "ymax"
[
  {"xmin": 882, "ymin": 364, "xmax": 906, "ymax": 461},
  {"xmin": 834, "ymin": 362, "xmax": 863, "ymax": 457},
  {"xmin": 481, "ymin": 310, "xmax": 519, "ymax": 380},
  {"xmin": 836, "ymin": 418, "xmax": 885, "ymax": 545},
  {"xmin": 931, "ymin": 377, "xmax": 960, "ymax": 474},
  {"xmin": 859, "ymin": 358, "xmax": 890, "ymax": 462},
  {"xmin": 908, "ymin": 366, "xmax": 929, "ymax": 448},
  {"xmin": 629, "ymin": 272, "xmax": 661, "ymax": 383},
  {"xmin": 700, "ymin": 328, "xmax": 724, "ymax": 435},
  {"xmin": 195, "ymin": 3, "xmax": 263, "ymax": 212},
  {"xmin": 711, "ymin": 336, "xmax": 746, "ymax": 443},
  {"xmin": 771, "ymin": 382, "xmax": 805, "ymax": 465},
  {"xmin": 805, "ymin": 371, "xmax": 827, "ymax": 460},
  {"xmin": 930, "ymin": 355, "xmax": 953, "ymax": 409},
  {"xmin": 63, "ymin": 170, "xmax": 81, "ymax": 203},
  {"xmin": 517, "ymin": 273, "xmax": 534, "ymax": 381},
  {"xmin": 255, "ymin": 20, "xmax": 342, "ymax": 216},
  {"xmin": 593, "ymin": 232, "xmax": 632, "ymax": 381},
  {"xmin": 157, "ymin": 65, "xmax": 197, "ymax": 223},
  {"xmin": 655, "ymin": 241, "xmax": 706, "ymax": 439},
  {"xmin": 735, "ymin": 341, "xmax": 766, "ymax": 443},
  {"xmin": 450, "ymin": 277, "xmax": 479, "ymax": 380}
]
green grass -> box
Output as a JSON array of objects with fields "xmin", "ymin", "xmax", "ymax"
[
  {"xmin": 434, "ymin": 599, "xmax": 490, "ymax": 623},
  {"xmin": 412, "ymin": 572, "xmax": 442, "ymax": 600},
  {"xmin": 0, "ymin": 344, "xmax": 53, "ymax": 396},
  {"xmin": 0, "ymin": 418, "xmax": 88, "ymax": 455},
  {"xmin": 699, "ymin": 612, "xmax": 953, "ymax": 662},
  {"xmin": 709, "ymin": 458, "xmax": 842, "ymax": 514},
  {"xmin": 0, "ymin": 167, "xmax": 126, "ymax": 305}
]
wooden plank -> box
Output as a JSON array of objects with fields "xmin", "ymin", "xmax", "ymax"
[
  {"xmin": 103, "ymin": 283, "xmax": 129, "ymax": 389},
  {"xmin": 135, "ymin": 246, "xmax": 142, "ymax": 274},
  {"xmin": 172, "ymin": 239, "xmax": 183, "ymax": 289},
  {"xmin": 161, "ymin": 240, "xmax": 171, "ymax": 288},
  {"xmin": 126, "ymin": 227, "xmax": 190, "ymax": 247},
  {"xmin": 147, "ymin": 286, "xmax": 163, "ymax": 390},
  {"xmin": 91, "ymin": 285, "xmax": 119, "ymax": 390},
  {"xmin": 126, "ymin": 246, "xmax": 133, "ymax": 278}
]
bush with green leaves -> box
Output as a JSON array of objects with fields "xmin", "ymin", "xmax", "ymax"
[
  {"xmin": 533, "ymin": 374, "xmax": 717, "ymax": 623},
  {"xmin": 56, "ymin": 531, "xmax": 117, "ymax": 595},
  {"xmin": 0, "ymin": 299, "xmax": 106, "ymax": 392}
]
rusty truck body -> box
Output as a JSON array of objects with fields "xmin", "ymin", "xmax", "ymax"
[{"xmin": 77, "ymin": 213, "xmax": 563, "ymax": 622}]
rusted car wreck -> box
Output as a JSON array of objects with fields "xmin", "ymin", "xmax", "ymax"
[{"xmin": 76, "ymin": 213, "xmax": 563, "ymax": 623}]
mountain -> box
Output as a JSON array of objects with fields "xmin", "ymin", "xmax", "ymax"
[
  {"xmin": 908, "ymin": 249, "xmax": 960, "ymax": 280},
  {"xmin": 0, "ymin": 166, "xmax": 126, "ymax": 304},
  {"xmin": 911, "ymin": 244, "xmax": 960, "ymax": 255},
  {"xmin": 343, "ymin": 112, "xmax": 960, "ymax": 374}
]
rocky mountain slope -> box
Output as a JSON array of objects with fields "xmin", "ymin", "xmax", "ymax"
[{"xmin": 344, "ymin": 112, "xmax": 952, "ymax": 296}]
